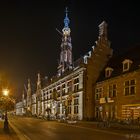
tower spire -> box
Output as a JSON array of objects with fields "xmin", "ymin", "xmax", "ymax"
[
  {"xmin": 64, "ymin": 7, "xmax": 70, "ymax": 28},
  {"xmin": 57, "ymin": 7, "xmax": 73, "ymax": 76}
]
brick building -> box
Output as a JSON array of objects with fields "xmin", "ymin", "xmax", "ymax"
[{"xmin": 95, "ymin": 46, "xmax": 140, "ymax": 121}]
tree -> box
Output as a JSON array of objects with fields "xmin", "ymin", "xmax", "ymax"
[
  {"xmin": 0, "ymin": 96, "xmax": 15, "ymax": 111},
  {"xmin": 0, "ymin": 95, "xmax": 15, "ymax": 132}
]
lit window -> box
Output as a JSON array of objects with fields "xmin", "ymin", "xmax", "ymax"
[
  {"xmin": 108, "ymin": 84, "xmax": 117, "ymax": 98},
  {"xmin": 95, "ymin": 87, "xmax": 103, "ymax": 100},
  {"xmin": 122, "ymin": 59, "xmax": 133, "ymax": 72},
  {"xmin": 124, "ymin": 79, "xmax": 136, "ymax": 96}
]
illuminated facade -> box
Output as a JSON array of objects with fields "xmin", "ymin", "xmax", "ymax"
[
  {"xmin": 16, "ymin": 8, "xmax": 113, "ymax": 120},
  {"xmin": 42, "ymin": 67, "xmax": 85, "ymax": 120}
]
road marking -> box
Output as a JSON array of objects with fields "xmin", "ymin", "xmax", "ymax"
[{"xmin": 9, "ymin": 121, "xmax": 31, "ymax": 140}]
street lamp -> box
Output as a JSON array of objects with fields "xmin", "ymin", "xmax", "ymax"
[
  {"xmin": 2, "ymin": 88, "xmax": 9, "ymax": 132},
  {"xmin": 2, "ymin": 89, "xmax": 9, "ymax": 96}
]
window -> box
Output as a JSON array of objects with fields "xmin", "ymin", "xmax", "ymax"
[
  {"xmin": 62, "ymin": 89, "xmax": 65, "ymax": 96},
  {"xmin": 108, "ymin": 84, "xmax": 117, "ymax": 98},
  {"xmin": 57, "ymin": 86, "xmax": 60, "ymax": 90},
  {"xmin": 67, "ymin": 81, "xmax": 72, "ymax": 93},
  {"xmin": 125, "ymin": 87, "xmax": 129, "ymax": 96},
  {"xmin": 122, "ymin": 59, "xmax": 133, "ymax": 72},
  {"xmin": 74, "ymin": 78, "xmax": 79, "ymax": 84},
  {"xmin": 105, "ymin": 67, "xmax": 113, "ymax": 78},
  {"xmin": 124, "ymin": 79, "xmax": 136, "ymax": 96},
  {"xmin": 57, "ymin": 86, "xmax": 60, "ymax": 97},
  {"xmin": 50, "ymin": 94, "xmax": 52, "ymax": 99},
  {"xmin": 124, "ymin": 63, "xmax": 128, "ymax": 70},
  {"xmin": 62, "ymin": 84, "xmax": 66, "ymax": 96},
  {"xmin": 74, "ymin": 78, "xmax": 79, "ymax": 93},
  {"xmin": 106, "ymin": 70, "xmax": 110, "ymax": 77},
  {"xmin": 74, "ymin": 106, "xmax": 78, "ymax": 114},
  {"xmin": 68, "ymin": 100, "xmax": 72, "ymax": 105},
  {"xmin": 68, "ymin": 106, "xmax": 71, "ymax": 114},
  {"xmin": 74, "ymin": 84, "xmax": 79, "ymax": 92},
  {"xmin": 62, "ymin": 84, "xmax": 65, "ymax": 88},
  {"xmin": 74, "ymin": 99, "xmax": 79, "ymax": 105},
  {"xmin": 95, "ymin": 87, "xmax": 103, "ymax": 100}
]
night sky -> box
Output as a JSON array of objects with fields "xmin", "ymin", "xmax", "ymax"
[{"xmin": 0, "ymin": 0, "xmax": 139, "ymax": 96}]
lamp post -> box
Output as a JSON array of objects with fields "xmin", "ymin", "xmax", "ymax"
[
  {"xmin": 2, "ymin": 89, "xmax": 9, "ymax": 119},
  {"xmin": 2, "ymin": 89, "xmax": 9, "ymax": 132}
]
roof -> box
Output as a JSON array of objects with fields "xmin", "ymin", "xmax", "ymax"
[
  {"xmin": 41, "ymin": 56, "xmax": 85, "ymax": 88},
  {"xmin": 97, "ymin": 44, "xmax": 140, "ymax": 82}
]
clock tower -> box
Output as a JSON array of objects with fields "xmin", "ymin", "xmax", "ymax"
[{"xmin": 58, "ymin": 7, "xmax": 72, "ymax": 76}]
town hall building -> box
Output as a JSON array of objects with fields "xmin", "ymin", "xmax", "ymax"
[{"xmin": 16, "ymin": 8, "xmax": 140, "ymax": 121}]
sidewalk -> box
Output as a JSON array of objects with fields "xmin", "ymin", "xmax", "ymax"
[
  {"xmin": 0, "ymin": 119, "xmax": 19, "ymax": 140},
  {"xmin": 74, "ymin": 121, "xmax": 140, "ymax": 134}
]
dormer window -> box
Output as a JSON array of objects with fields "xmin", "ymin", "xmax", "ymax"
[
  {"xmin": 124, "ymin": 63, "xmax": 128, "ymax": 70},
  {"xmin": 105, "ymin": 67, "xmax": 113, "ymax": 78},
  {"xmin": 122, "ymin": 59, "xmax": 133, "ymax": 72}
]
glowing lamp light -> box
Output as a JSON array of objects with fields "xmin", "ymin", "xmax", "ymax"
[{"xmin": 3, "ymin": 89, "xmax": 9, "ymax": 96}]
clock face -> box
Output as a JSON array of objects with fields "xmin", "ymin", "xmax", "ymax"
[{"xmin": 63, "ymin": 28, "xmax": 70, "ymax": 35}]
